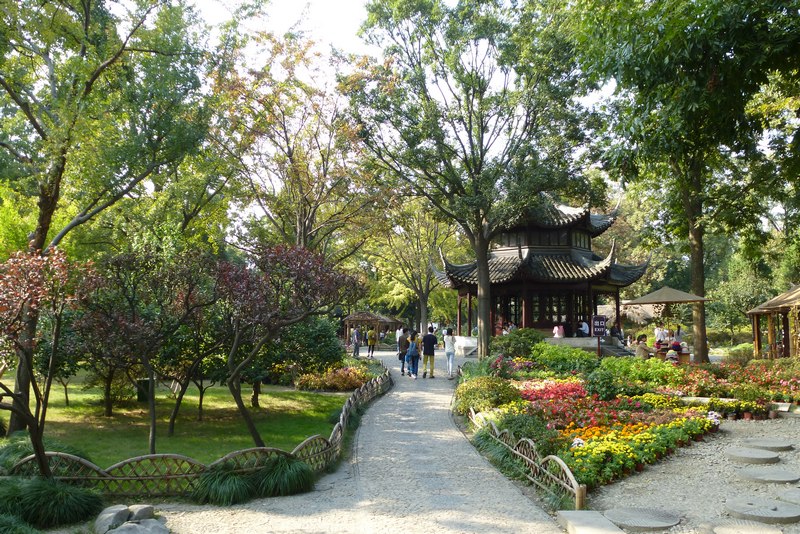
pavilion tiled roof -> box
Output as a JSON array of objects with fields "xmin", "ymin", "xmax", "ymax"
[
  {"xmin": 505, "ymin": 194, "xmax": 620, "ymax": 237},
  {"xmin": 434, "ymin": 243, "xmax": 647, "ymax": 289}
]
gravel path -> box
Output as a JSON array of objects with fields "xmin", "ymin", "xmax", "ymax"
[{"xmin": 159, "ymin": 350, "xmax": 563, "ymax": 533}]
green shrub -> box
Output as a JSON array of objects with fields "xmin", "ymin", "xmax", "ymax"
[
  {"xmin": 263, "ymin": 317, "xmax": 345, "ymax": 384},
  {"xmin": 491, "ymin": 411, "xmax": 565, "ymax": 456},
  {"xmin": 454, "ymin": 376, "xmax": 521, "ymax": 415},
  {"xmin": 295, "ymin": 364, "xmax": 371, "ymax": 391},
  {"xmin": 0, "ymin": 514, "xmax": 39, "ymax": 534},
  {"xmin": 584, "ymin": 367, "xmax": 621, "ymax": 400},
  {"xmin": 490, "ymin": 328, "xmax": 545, "ymax": 359},
  {"xmin": 724, "ymin": 343, "xmax": 754, "ymax": 365},
  {"xmin": 16, "ymin": 477, "xmax": 103, "ymax": 529},
  {"xmin": 250, "ymin": 455, "xmax": 314, "ymax": 497},
  {"xmin": 530, "ymin": 343, "xmax": 600, "ymax": 375},
  {"xmin": 598, "ymin": 356, "xmax": 685, "ymax": 387},
  {"xmin": 460, "ymin": 358, "xmax": 493, "ymax": 381},
  {"xmin": 192, "ymin": 461, "xmax": 255, "ymax": 506}
]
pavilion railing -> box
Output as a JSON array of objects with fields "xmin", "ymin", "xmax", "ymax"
[
  {"xmin": 8, "ymin": 365, "xmax": 393, "ymax": 497},
  {"xmin": 469, "ymin": 409, "xmax": 586, "ymax": 510}
]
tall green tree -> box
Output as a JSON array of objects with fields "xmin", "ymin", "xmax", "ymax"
[
  {"xmin": 344, "ymin": 0, "xmax": 588, "ymax": 357},
  {"xmin": 213, "ymin": 30, "xmax": 382, "ymax": 262},
  {"xmin": 0, "ymin": 0, "xmax": 209, "ymax": 433},
  {"xmin": 571, "ymin": 0, "xmax": 800, "ymax": 361},
  {"xmin": 364, "ymin": 201, "xmax": 454, "ymax": 332}
]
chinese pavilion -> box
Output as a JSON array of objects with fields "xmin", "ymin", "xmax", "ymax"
[{"xmin": 434, "ymin": 196, "xmax": 648, "ymax": 337}]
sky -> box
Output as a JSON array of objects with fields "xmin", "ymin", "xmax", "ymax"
[{"xmin": 195, "ymin": 0, "xmax": 375, "ymax": 55}]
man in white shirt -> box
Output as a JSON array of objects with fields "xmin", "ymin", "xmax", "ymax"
[{"xmin": 578, "ymin": 320, "xmax": 590, "ymax": 337}]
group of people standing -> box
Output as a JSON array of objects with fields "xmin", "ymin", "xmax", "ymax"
[
  {"xmin": 395, "ymin": 326, "xmax": 457, "ymax": 380},
  {"xmin": 350, "ymin": 326, "xmax": 378, "ymax": 359}
]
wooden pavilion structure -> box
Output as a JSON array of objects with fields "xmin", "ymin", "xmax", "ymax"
[
  {"xmin": 434, "ymin": 195, "xmax": 648, "ymax": 337},
  {"xmin": 747, "ymin": 285, "xmax": 800, "ymax": 358},
  {"xmin": 343, "ymin": 311, "xmax": 405, "ymax": 341}
]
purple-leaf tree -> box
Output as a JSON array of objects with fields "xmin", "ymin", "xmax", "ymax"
[
  {"xmin": 217, "ymin": 245, "xmax": 359, "ymax": 447},
  {"xmin": 0, "ymin": 249, "xmax": 91, "ymax": 477}
]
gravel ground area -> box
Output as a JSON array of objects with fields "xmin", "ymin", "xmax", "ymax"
[{"xmin": 587, "ymin": 416, "xmax": 800, "ymax": 533}]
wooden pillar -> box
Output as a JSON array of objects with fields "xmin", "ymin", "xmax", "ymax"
[
  {"xmin": 457, "ymin": 294, "xmax": 463, "ymax": 335},
  {"xmin": 782, "ymin": 312, "xmax": 791, "ymax": 358},
  {"xmin": 752, "ymin": 314, "xmax": 761, "ymax": 359},
  {"xmin": 767, "ymin": 314, "xmax": 776, "ymax": 359},
  {"xmin": 615, "ymin": 289, "xmax": 622, "ymax": 330},
  {"xmin": 467, "ymin": 292, "xmax": 473, "ymax": 335}
]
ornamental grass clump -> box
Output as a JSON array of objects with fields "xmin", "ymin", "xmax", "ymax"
[
  {"xmin": 0, "ymin": 513, "xmax": 39, "ymax": 534},
  {"xmin": 6, "ymin": 477, "xmax": 103, "ymax": 529},
  {"xmin": 192, "ymin": 461, "xmax": 255, "ymax": 506},
  {"xmin": 250, "ymin": 455, "xmax": 314, "ymax": 497}
]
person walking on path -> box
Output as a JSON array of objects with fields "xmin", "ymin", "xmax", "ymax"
[
  {"xmin": 397, "ymin": 327, "xmax": 409, "ymax": 376},
  {"xmin": 366, "ymin": 326, "xmax": 377, "ymax": 359},
  {"xmin": 421, "ymin": 326, "xmax": 437, "ymax": 378},
  {"xmin": 443, "ymin": 327, "xmax": 456, "ymax": 379},
  {"xmin": 351, "ymin": 327, "xmax": 362, "ymax": 358},
  {"xmin": 405, "ymin": 331, "xmax": 420, "ymax": 379}
]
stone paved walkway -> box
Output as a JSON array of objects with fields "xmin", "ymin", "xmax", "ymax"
[{"xmin": 160, "ymin": 349, "xmax": 564, "ymax": 533}]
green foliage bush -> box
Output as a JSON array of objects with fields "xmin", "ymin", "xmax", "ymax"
[
  {"xmin": 490, "ymin": 411, "xmax": 566, "ymax": 456},
  {"xmin": 192, "ymin": 461, "xmax": 255, "ymax": 506},
  {"xmin": 295, "ymin": 364, "xmax": 371, "ymax": 391},
  {"xmin": 724, "ymin": 343, "xmax": 754, "ymax": 365},
  {"xmin": 250, "ymin": 455, "xmax": 314, "ymax": 497},
  {"xmin": 597, "ymin": 356, "xmax": 685, "ymax": 387},
  {"xmin": 490, "ymin": 328, "xmax": 544, "ymax": 359},
  {"xmin": 530, "ymin": 343, "xmax": 600, "ymax": 375},
  {"xmin": 264, "ymin": 317, "xmax": 345, "ymax": 384},
  {"xmin": 453, "ymin": 376, "xmax": 521, "ymax": 415},
  {"xmin": 584, "ymin": 367, "xmax": 622, "ymax": 400},
  {"xmin": 460, "ymin": 358, "xmax": 493, "ymax": 381}
]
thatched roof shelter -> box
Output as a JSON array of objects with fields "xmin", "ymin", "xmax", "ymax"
[
  {"xmin": 343, "ymin": 311, "xmax": 405, "ymax": 338},
  {"xmin": 747, "ymin": 285, "xmax": 800, "ymax": 358}
]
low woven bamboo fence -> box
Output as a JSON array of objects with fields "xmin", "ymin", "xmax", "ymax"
[
  {"xmin": 9, "ymin": 367, "xmax": 393, "ymax": 497},
  {"xmin": 469, "ymin": 409, "xmax": 586, "ymax": 510}
]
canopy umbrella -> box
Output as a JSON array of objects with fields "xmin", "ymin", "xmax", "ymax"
[
  {"xmin": 597, "ymin": 303, "xmax": 655, "ymax": 325},
  {"xmin": 626, "ymin": 286, "xmax": 710, "ymax": 330},
  {"xmin": 626, "ymin": 286, "xmax": 710, "ymax": 305}
]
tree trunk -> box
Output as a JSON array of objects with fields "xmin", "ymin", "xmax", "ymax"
[
  {"xmin": 167, "ymin": 379, "xmax": 192, "ymax": 437},
  {"xmin": 197, "ymin": 384, "xmax": 206, "ymax": 422},
  {"xmin": 8, "ymin": 306, "xmax": 37, "ymax": 434},
  {"xmin": 103, "ymin": 373, "xmax": 114, "ymax": 417},
  {"xmin": 63, "ymin": 382, "xmax": 70, "ymax": 407},
  {"xmin": 474, "ymin": 236, "xmax": 492, "ymax": 359},
  {"xmin": 228, "ymin": 377, "xmax": 265, "ymax": 447},
  {"xmin": 28, "ymin": 421, "xmax": 53, "ymax": 478},
  {"xmin": 147, "ymin": 367, "xmax": 157, "ymax": 455},
  {"xmin": 251, "ymin": 380, "xmax": 261, "ymax": 408},
  {"xmin": 681, "ymin": 163, "xmax": 709, "ymax": 363},
  {"xmin": 419, "ymin": 293, "xmax": 429, "ymax": 335}
]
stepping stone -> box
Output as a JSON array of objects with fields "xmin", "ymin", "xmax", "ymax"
[
  {"xmin": 743, "ymin": 438, "xmax": 794, "ymax": 451},
  {"xmin": 697, "ymin": 518, "xmax": 782, "ymax": 534},
  {"xmin": 603, "ymin": 507, "xmax": 681, "ymax": 531},
  {"xmin": 778, "ymin": 488, "xmax": 800, "ymax": 505},
  {"xmin": 725, "ymin": 447, "xmax": 780, "ymax": 464},
  {"xmin": 725, "ymin": 496, "xmax": 800, "ymax": 524},
  {"xmin": 557, "ymin": 510, "xmax": 624, "ymax": 534},
  {"xmin": 739, "ymin": 467, "xmax": 800, "ymax": 483}
]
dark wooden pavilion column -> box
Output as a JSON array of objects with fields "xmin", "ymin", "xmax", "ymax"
[{"xmin": 752, "ymin": 314, "xmax": 762, "ymax": 358}]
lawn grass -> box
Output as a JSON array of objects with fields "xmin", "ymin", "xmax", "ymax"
[{"xmin": 1, "ymin": 377, "xmax": 348, "ymax": 468}]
